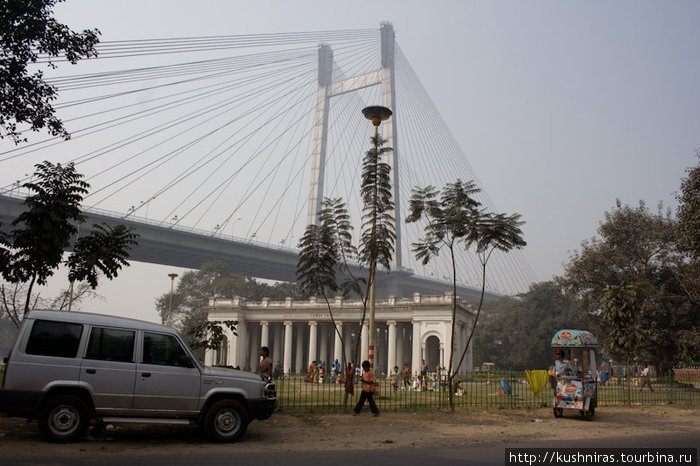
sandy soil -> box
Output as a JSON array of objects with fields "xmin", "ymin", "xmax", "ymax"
[{"xmin": 0, "ymin": 405, "xmax": 698, "ymax": 456}]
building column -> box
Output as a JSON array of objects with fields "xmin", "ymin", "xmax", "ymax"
[
  {"xmin": 333, "ymin": 321, "xmax": 343, "ymax": 365},
  {"xmin": 236, "ymin": 321, "xmax": 248, "ymax": 369},
  {"xmin": 260, "ymin": 321, "xmax": 270, "ymax": 347},
  {"xmin": 344, "ymin": 325, "xmax": 353, "ymax": 365},
  {"xmin": 249, "ymin": 323, "xmax": 260, "ymax": 372},
  {"xmin": 395, "ymin": 325, "xmax": 405, "ymax": 369},
  {"xmin": 387, "ymin": 320, "xmax": 397, "ymax": 372},
  {"xmin": 223, "ymin": 325, "xmax": 236, "ymax": 368},
  {"xmin": 295, "ymin": 324, "xmax": 305, "ymax": 372},
  {"xmin": 283, "ymin": 321, "xmax": 293, "ymax": 374},
  {"xmin": 361, "ymin": 322, "xmax": 369, "ymax": 363},
  {"xmin": 308, "ymin": 321, "xmax": 318, "ymax": 366},
  {"xmin": 412, "ymin": 320, "xmax": 421, "ymax": 374},
  {"xmin": 319, "ymin": 324, "xmax": 328, "ymax": 365},
  {"xmin": 273, "ymin": 324, "xmax": 282, "ymax": 369}
]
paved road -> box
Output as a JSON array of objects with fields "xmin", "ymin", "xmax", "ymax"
[{"xmin": 2, "ymin": 433, "xmax": 697, "ymax": 465}]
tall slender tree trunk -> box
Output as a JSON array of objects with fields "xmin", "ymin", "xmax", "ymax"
[
  {"xmin": 447, "ymin": 246, "xmax": 457, "ymax": 412},
  {"xmin": 23, "ymin": 275, "xmax": 37, "ymax": 316}
]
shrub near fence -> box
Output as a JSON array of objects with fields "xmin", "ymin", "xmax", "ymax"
[{"xmin": 275, "ymin": 370, "xmax": 700, "ymax": 413}]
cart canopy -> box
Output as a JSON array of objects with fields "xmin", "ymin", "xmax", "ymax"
[{"xmin": 551, "ymin": 329, "xmax": 599, "ymax": 348}]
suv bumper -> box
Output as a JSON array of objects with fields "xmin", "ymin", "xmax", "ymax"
[
  {"xmin": 249, "ymin": 398, "xmax": 276, "ymax": 420},
  {"xmin": 0, "ymin": 389, "xmax": 42, "ymax": 418}
]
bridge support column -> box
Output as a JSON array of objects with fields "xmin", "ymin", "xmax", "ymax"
[{"xmin": 306, "ymin": 44, "xmax": 333, "ymax": 226}]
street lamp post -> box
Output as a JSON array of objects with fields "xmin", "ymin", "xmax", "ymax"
[
  {"xmin": 361, "ymin": 105, "xmax": 392, "ymax": 373},
  {"xmin": 168, "ymin": 273, "xmax": 178, "ymax": 321}
]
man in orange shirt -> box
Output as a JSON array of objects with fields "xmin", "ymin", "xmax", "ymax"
[{"xmin": 353, "ymin": 360, "xmax": 379, "ymax": 416}]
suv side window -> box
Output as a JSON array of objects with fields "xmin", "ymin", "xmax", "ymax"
[
  {"xmin": 142, "ymin": 332, "xmax": 194, "ymax": 368},
  {"xmin": 25, "ymin": 320, "xmax": 83, "ymax": 358},
  {"xmin": 85, "ymin": 327, "xmax": 135, "ymax": 362}
]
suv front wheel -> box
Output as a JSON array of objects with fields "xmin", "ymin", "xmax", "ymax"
[
  {"xmin": 38, "ymin": 395, "xmax": 90, "ymax": 442},
  {"xmin": 203, "ymin": 399, "xmax": 248, "ymax": 442}
]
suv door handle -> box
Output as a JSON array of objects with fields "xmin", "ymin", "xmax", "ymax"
[
  {"xmin": 141, "ymin": 372, "xmax": 151, "ymax": 377},
  {"xmin": 86, "ymin": 369, "xmax": 96, "ymax": 374}
]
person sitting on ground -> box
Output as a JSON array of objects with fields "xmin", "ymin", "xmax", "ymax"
[{"xmin": 412, "ymin": 376, "xmax": 421, "ymax": 391}]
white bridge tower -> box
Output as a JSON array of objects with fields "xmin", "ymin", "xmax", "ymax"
[{"xmin": 306, "ymin": 22, "xmax": 402, "ymax": 271}]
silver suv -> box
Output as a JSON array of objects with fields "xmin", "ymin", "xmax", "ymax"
[{"xmin": 0, "ymin": 310, "xmax": 276, "ymax": 443}]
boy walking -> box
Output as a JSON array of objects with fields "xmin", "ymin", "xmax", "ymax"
[{"xmin": 353, "ymin": 360, "xmax": 379, "ymax": 417}]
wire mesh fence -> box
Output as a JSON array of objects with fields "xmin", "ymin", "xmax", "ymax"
[{"xmin": 274, "ymin": 370, "xmax": 700, "ymax": 413}]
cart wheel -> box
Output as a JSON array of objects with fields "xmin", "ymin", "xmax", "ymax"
[
  {"xmin": 584, "ymin": 407, "xmax": 595, "ymax": 421},
  {"xmin": 553, "ymin": 408, "xmax": 563, "ymax": 418}
]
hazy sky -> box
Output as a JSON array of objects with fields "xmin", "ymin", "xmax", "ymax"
[{"xmin": 14, "ymin": 0, "xmax": 700, "ymax": 322}]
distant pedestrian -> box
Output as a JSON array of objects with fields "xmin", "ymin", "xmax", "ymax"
[
  {"xmin": 390, "ymin": 365, "xmax": 400, "ymax": 392},
  {"xmin": 258, "ymin": 346, "xmax": 273, "ymax": 381},
  {"xmin": 353, "ymin": 361, "xmax": 379, "ymax": 417},
  {"xmin": 402, "ymin": 364, "xmax": 411, "ymax": 389},
  {"xmin": 640, "ymin": 366, "xmax": 654, "ymax": 392}
]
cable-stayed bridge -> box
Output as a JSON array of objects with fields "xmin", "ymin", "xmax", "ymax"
[{"xmin": 0, "ymin": 23, "xmax": 536, "ymax": 301}]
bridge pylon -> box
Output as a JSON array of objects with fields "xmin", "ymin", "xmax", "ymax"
[{"xmin": 306, "ymin": 22, "xmax": 402, "ymax": 271}]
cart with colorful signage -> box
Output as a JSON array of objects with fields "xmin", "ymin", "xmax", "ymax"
[{"xmin": 551, "ymin": 329, "xmax": 599, "ymax": 421}]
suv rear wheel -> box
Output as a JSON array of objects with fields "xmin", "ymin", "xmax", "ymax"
[
  {"xmin": 38, "ymin": 395, "xmax": 90, "ymax": 442},
  {"xmin": 203, "ymin": 399, "xmax": 248, "ymax": 442}
]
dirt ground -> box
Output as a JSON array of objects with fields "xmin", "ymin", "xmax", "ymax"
[{"xmin": 0, "ymin": 405, "xmax": 698, "ymax": 456}]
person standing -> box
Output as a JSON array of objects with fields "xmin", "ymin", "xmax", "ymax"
[
  {"xmin": 353, "ymin": 360, "xmax": 379, "ymax": 417},
  {"xmin": 640, "ymin": 365, "xmax": 654, "ymax": 392},
  {"xmin": 258, "ymin": 346, "xmax": 273, "ymax": 381}
]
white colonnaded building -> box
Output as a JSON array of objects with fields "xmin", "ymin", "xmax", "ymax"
[{"xmin": 204, "ymin": 292, "xmax": 475, "ymax": 375}]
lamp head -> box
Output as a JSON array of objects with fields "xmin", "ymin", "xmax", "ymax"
[{"xmin": 362, "ymin": 105, "xmax": 392, "ymax": 127}]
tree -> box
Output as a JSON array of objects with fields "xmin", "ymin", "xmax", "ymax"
[
  {"xmin": 296, "ymin": 197, "xmax": 360, "ymax": 406},
  {"xmin": 600, "ymin": 283, "xmax": 642, "ymax": 405},
  {"xmin": 676, "ymin": 151, "xmax": 700, "ymax": 257},
  {"xmin": 295, "ymin": 131, "xmax": 395, "ymax": 407},
  {"xmin": 296, "ymin": 197, "xmax": 356, "ymax": 362},
  {"xmin": 0, "ymin": 161, "xmax": 138, "ymax": 323},
  {"xmin": 473, "ymin": 282, "xmax": 587, "ymax": 371},
  {"xmin": 156, "ymin": 260, "xmax": 307, "ymax": 356},
  {"xmin": 407, "ymin": 180, "xmax": 526, "ymax": 411},
  {"xmin": 673, "ymin": 153, "xmax": 700, "ymax": 363},
  {"xmin": 558, "ymin": 200, "xmax": 699, "ymax": 371},
  {"xmin": 1, "ymin": 0, "xmax": 100, "ymax": 144},
  {"xmin": 1, "ymin": 279, "xmax": 98, "ymax": 328}
]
